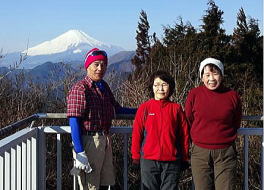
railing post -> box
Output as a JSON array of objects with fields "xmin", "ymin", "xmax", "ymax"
[
  {"xmin": 17, "ymin": 144, "xmax": 22, "ymax": 190},
  {"xmin": 11, "ymin": 148, "xmax": 16, "ymax": 190},
  {"xmin": 191, "ymin": 179, "xmax": 195, "ymax": 190},
  {"xmin": 4, "ymin": 151, "xmax": 10, "ymax": 190},
  {"xmin": 244, "ymin": 135, "xmax": 249, "ymax": 190},
  {"xmin": 57, "ymin": 134, "xmax": 62, "ymax": 190},
  {"xmin": 32, "ymin": 135, "xmax": 37, "ymax": 190},
  {"xmin": 38, "ymin": 128, "xmax": 46, "ymax": 190},
  {"xmin": 22, "ymin": 141, "xmax": 27, "ymax": 190},
  {"xmin": 26, "ymin": 139, "xmax": 31, "ymax": 190},
  {"xmin": 261, "ymin": 135, "xmax": 264, "ymax": 190},
  {"xmin": 73, "ymin": 172, "xmax": 78, "ymax": 190},
  {"xmin": 123, "ymin": 133, "xmax": 128, "ymax": 190},
  {"xmin": 0, "ymin": 154, "xmax": 3, "ymax": 190}
]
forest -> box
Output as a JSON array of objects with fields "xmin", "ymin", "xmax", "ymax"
[{"xmin": 0, "ymin": 0, "xmax": 262, "ymax": 189}]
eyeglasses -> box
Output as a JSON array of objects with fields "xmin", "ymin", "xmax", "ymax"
[
  {"xmin": 153, "ymin": 83, "xmax": 169, "ymax": 88},
  {"xmin": 87, "ymin": 50, "xmax": 107, "ymax": 57}
]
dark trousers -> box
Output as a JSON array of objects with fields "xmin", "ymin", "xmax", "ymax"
[
  {"xmin": 141, "ymin": 159, "xmax": 182, "ymax": 190},
  {"xmin": 191, "ymin": 144, "xmax": 237, "ymax": 190}
]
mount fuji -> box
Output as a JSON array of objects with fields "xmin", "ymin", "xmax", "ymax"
[{"xmin": 1, "ymin": 30, "xmax": 125, "ymax": 69}]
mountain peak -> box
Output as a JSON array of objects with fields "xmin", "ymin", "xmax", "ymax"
[
  {"xmin": 24, "ymin": 29, "xmax": 106, "ymax": 56},
  {"xmin": 61, "ymin": 29, "xmax": 87, "ymax": 41},
  {"xmin": 57, "ymin": 29, "xmax": 104, "ymax": 46}
]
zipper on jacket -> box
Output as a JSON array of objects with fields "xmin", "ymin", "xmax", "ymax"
[{"xmin": 159, "ymin": 103, "xmax": 163, "ymax": 160}]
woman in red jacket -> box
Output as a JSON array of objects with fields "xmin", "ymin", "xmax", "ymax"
[
  {"xmin": 131, "ymin": 70, "xmax": 189, "ymax": 190},
  {"xmin": 185, "ymin": 58, "xmax": 242, "ymax": 190}
]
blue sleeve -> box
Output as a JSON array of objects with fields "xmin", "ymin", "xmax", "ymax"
[
  {"xmin": 69, "ymin": 117, "xmax": 84, "ymax": 153},
  {"xmin": 115, "ymin": 107, "xmax": 137, "ymax": 114}
]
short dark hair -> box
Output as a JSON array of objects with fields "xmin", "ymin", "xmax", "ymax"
[
  {"xmin": 201, "ymin": 64, "xmax": 222, "ymax": 77},
  {"xmin": 147, "ymin": 70, "xmax": 175, "ymax": 99}
]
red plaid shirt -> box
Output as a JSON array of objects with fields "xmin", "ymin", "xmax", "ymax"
[{"xmin": 67, "ymin": 76, "xmax": 120, "ymax": 132}]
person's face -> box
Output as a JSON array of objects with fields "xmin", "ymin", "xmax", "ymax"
[
  {"xmin": 87, "ymin": 60, "xmax": 107, "ymax": 81},
  {"xmin": 202, "ymin": 65, "xmax": 222, "ymax": 90},
  {"xmin": 153, "ymin": 77, "xmax": 170, "ymax": 100}
]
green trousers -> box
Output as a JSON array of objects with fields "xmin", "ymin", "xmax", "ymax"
[{"xmin": 191, "ymin": 143, "xmax": 237, "ymax": 190}]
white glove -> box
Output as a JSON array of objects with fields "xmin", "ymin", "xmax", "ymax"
[{"xmin": 75, "ymin": 151, "xmax": 92, "ymax": 173}]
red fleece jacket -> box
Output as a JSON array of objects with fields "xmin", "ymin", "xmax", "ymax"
[
  {"xmin": 131, "ymin": 99, "xmax": 190, "ymax": 161},
  {"xmin": 185, "ymin": 86, "xmax": 242, "ymax": 149}
]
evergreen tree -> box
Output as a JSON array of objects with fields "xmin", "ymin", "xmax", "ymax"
[
  {"xmin": 201, "ymin": 0, "xmax": 224, "ymax": 36},
  {"xmin": 200, "ymin": 0, "xmax": 229, "ymax": 58},
  {"xmin": 233, "ymin": 8, "xmax": 251, "ymax": 61},
  {"xmin": 163, "ymin": 17, "xmax": 196, "ymax": 46},
  {"xmin": 131, "ymin": 10, "xmax": 151, "ymax": 78},
  {"xmin": 163, "ymin": 17, "xmax": 185, "ymax": 47},
  {"xmin": 232, "ymin": 7, "xmax": 263, "ymax": 82}
]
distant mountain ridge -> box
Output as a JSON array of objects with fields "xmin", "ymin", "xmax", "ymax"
[
  {"xmin": 0, "ymin": 50, "xmax": 135, "ymax": 92},
  {"xmin": 108, "ymin": 51, "xmax": 135, "ymax": 65},
  {"xmin": 107, "ymin": 51, "xmax": 135, "ymax": 72},
  {"xmin": 1, "ymin": 30, "xmax": 125, "ymax": 69}
]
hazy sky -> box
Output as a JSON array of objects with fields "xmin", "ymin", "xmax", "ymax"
[{"xmin": 0, "ymin": 0, "xmax": 262, "ymax": 53}]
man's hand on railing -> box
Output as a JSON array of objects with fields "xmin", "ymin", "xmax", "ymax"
[
  {"xmin": 75, "ymin": 151, "xmax": 92, "ymax": 173},
  {"xmin": 131, "ymin": 159, "xmax": 140, "ymax": 171}
]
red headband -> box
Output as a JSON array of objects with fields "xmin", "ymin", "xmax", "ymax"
[{"xmin": 84, "ymin": 48, "xmax": 108, "ymax": 69}]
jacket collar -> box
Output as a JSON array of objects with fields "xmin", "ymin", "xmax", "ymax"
[
  {"xmin": 150, "ymin": 98, "xmax": 171, "ymax": 107},
  {"xmin": 84, "ymin": 76, "xmax": 105, "ymax": 88}
]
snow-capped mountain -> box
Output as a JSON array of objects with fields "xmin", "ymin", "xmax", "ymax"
[{"xmin": 1, "ymin": 30, "xmax": 125, "ymax": 69}]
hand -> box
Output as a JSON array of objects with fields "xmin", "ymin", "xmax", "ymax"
[
  {"xmin": 75, "ymin": 151, "xmax": 92, "ymax": 173},
  {"xmin": 131, "ymin": 159, "xmax": 140, "ymax": 171},
  {"xmin": 181, "ymin": 160, "xmax": 190, "ymax": 171}
]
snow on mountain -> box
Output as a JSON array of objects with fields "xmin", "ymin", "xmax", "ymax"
[
  {"xmin": 1, "ymin": 30, "xmax": 125, "ymax": 69},
  {"xmin": 23, "ymin": 30, "xmax": 107, "ymax": 56}
]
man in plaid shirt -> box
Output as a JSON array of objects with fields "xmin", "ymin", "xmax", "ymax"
[{"xmin": 67, "ymin": 48, "xmax": 136, "ymax": 190}]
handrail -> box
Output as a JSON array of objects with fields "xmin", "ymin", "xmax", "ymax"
[
  {"xmin": 36, "ymin": 113, "xmax": 135, "ymax": 120},
  {"xmin": 0, "ymin": 114, "xmax": 39, "ymax": 136},
  {"xmin": 36, "ymin": 113, "xmax": 264, "ymax": 121},
  {"xmin": 0, "ymin": 113, "xmax": 135, "ymax": 137},
  {"xmin": 242, "ymin": 115, "xmax": 263, "ymax": 121},
  {"xmin": 0, "ymin": 113, "xmax": 262, "ymax": 137}
]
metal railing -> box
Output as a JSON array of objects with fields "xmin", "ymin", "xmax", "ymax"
[{"xmin": 0, "ymin": 113, "xmax": 263, "ymax": 190}]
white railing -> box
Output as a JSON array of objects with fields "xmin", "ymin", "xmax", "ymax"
[
  {"xmin": 0, "ymin": 127, "xmax": 39, "ymax": 190},
  {"xmin": 0, "ymin": 113, "xmax": 263, "ymax": 190}
]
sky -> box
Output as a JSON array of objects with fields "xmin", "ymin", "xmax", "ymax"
[{"xmin": 0, "ymin": 0, "xmax": 263, "ymax": 53}]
